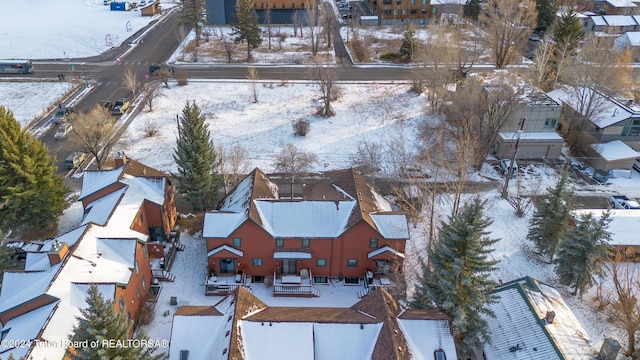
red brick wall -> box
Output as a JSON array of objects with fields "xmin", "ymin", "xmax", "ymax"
[{"xmin": 114, "ymin": 241, "xmax": 152, "ymax": 330}]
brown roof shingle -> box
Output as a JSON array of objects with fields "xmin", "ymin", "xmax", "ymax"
[{"xmin": 174, "ymin": 306, "xmax": 222, "ymax": 316}]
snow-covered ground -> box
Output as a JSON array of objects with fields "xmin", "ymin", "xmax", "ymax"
[{"xmin": 0, "ymin": 0, "xmax": 179, "ymax": 60}]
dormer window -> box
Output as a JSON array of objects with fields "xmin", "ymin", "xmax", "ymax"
[
  {"xmin": 276, "ymin": 238, "xmax": 284, "ymax": 247},
  {"xmin": 302, "ymin": 238, "xmax": 310, "ymax": 248},
  {"xmin": 434, "ymin": 349, "xmax": 446, "ymax": 360}
]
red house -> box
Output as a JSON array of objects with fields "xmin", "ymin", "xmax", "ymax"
[
  {"xmin": 203, "ymin": 168, "xmax": 409, "ymax": 296},
  {"xmin": 0, "ymin": 153, "xmax": 178, "ymax": 360}
]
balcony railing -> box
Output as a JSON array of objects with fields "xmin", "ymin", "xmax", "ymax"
[
  {"xmin": 204, "ymin": 273, "xmax": 249, "ymax": 296},
  {"xmin": 272, "ymin": 270, "xmax": 319, "ymax": 297}
]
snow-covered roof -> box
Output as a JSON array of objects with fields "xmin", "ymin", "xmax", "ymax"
[
  {"xmin": 591, "ymin": 16, "xmax": 608, "ymax": 26},
  {"xmin": 485, "ymin": 277, "xmax": 594, "ymax": 359},
  {"xmin": 202, "ymin": 212, "xmax": 246, "ymax": 238},
  {"xmin": 484, "ymin": 286, "xmax": 562, "ymax": 359},
  {"xmin": 274, "ymin": 251, "xmax": 312, "ymax": 259},
  {"xmin": 370, "ymin": 214, "xmax": 410, "ymax": 239},
  {"xmin": 239, "ymin": 321, "xmax": 382, "ymax": 360},
  {"xmin": 0, "ymin": 270, "xmax": 58, "ymax": 313},
  {"xmin": 368, "ymin": 245, "xmax": 405, "ymax": 259},
  {"xmin": 78, "ymin": 167, "xmax": 125, "ymax": 200},
  {"xmin": 397, "ymin": 318, "xmax": 457, "ymax": 360},
  {"xmin": 207, "ymin": 244, "xmax": 244, "ymax": 258},
  {"xmin": 24, "ymin": 252, "xmax": 56, "ymax": 271},
  {"xmin": 431, "ymin": 0, "xmax": 465, "ymax": 4},
  {"xmin": 81, "ymin": 187, "xmax": 126, "ymax": 226},
  {"xmin": 253, "ymin": 200, "xmax": 356, "ymax": 238},
  {"xmin": 605, "ymin": 0, "xmax": 637, "ymax": 8},
  {"xmin": 469, "ymin": 71, "xmax": 560, "ymax": 107},
  {"xmin": 546, "ymin": 86, "xmax": 637, "ymax": 128},
  {"xmin": 590, "ymin": 140, "xmax": 639, "ymax": 161},
  {"xmin": 573, "ymin": 209, "xmax": 640, "ymax": 246},
  {"xmin": 499, "ymin": 132, "xmax": 564, "ymax": 141},
  {"xmin": 603, "ymin": 14, "xmax": 637, "ymax": 25},
  {"xmin": 0, "ymin": 301, "xmax": 58, "ymax": 360},
  {"xmin": 621, "ymin": 31, "xmax": 640, "ymax": 46}
]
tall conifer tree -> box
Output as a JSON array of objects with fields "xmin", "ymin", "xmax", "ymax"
[
  {"xmin": 70, "ymin": 285, "xmax": 163, "ymax": 360},
  {"xmin": 555, "ymin": 212, "xmax": 612, "ymax": 296},
  {"xmin": 0, "ymin": 106, "xmax": 66, "ymax": 233},
  {"xmin": 527, "ymin": 169, "xmax": 574, "ymax": 262},
  {"xmin": 411, "ymin": 198, "xmax": 499, "ymax": 359},
  {"xmin": 231, "ymin": 0, "xmax": 263, "ymax": 61},
  {"xmin": 173, "ymin": 101, "xmax": 219, "ymax": 211}
]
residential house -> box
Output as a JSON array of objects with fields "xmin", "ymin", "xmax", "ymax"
[
  {"xmin": 0, "ymin": 154, "xmax": 178, "ymax": 360},
  {"xmin": 140, "ymin": 0, "xmax": 161, "ymax": 16},
  {"xmin": 169, "ymin": 287, "xmax": 457, "ymax": 360},
  {"xmin": 206, "ymin": 0, "xmax": 315, "ymax": 25},
  {"xmin": 484, "ymin": 277, "xmax": 598, "ymax": 359},
  {"xmin": 203, "ymin": 168, "xmax": 409, "ymax": 297},
  {"xmin": 547, "ymin": 86, "xmax": 640, "ymax": 167},
  {"xmin": 588, "ymin": 140, "xmax": 639, "ymax": 171},
  {"xmin": 614, "ymin": 31, "xmax": 640, "ymax": 60},
  {"xmin": 467, "ymin": 71, "xmax": 565, "ymax": 160},
  {"xmin": 582, "ymin": 14, "xmax": 640, "ymax": 35},
  {"xmin": 369, "ymin": 0, "xmax": 434, "ymax": 25}
]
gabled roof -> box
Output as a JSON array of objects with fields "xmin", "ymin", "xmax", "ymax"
[
  {"xmin": 81, "ymin": 187, "xmax": 125, "ymax": 226},
  {"xmin": 0, "ymin": 301, "xmax": 58, "ymax": 359},
  {"xmin": 485, "ymin": 277, "xmax": 594, "ymax": 359},
  {"xmin": 205, "ymin": 168, "xmax": 409, "ymax": 240},
  {"xmin": 78, "ymin": 167, "xmax": 125, "ymax": 200},
  {"xmin": 590, "ymin": 140, "xmax": 639, "ymax": 161},
  {"xmin": 368, "ymin": 245, "xmax": 405, "ymax": 259},
  {"xmin": 207, "ymin": 244, "xmax": 244, "ymax": 258},
  {"xmin": 0, "ymin": 270, "xmax": 58, "ymax": 314}
]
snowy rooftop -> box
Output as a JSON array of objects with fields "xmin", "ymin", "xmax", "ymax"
[
  {"xmin": 590, "ymin": 140, "xmax": 639, "ymax": 161},
  {"xmin": 78, "ymin": 167, "xmax": 125, "ymax": 200},
  {"xmin": 573, "ymin": 208, "xmax": 640, "ymax": 246},
  {"xmin": 605, "ymin": 0, "xmax": 637, "ymax": 8},
  {"xmin": 546, "ymin": 86, "xmax": 640, "ymax": 128},
  {"xmin": 469, "ymin": 71, "xmax": 560, "ymax": 107},
  {"xmin": 499, "ymin": 132, "xmax": 564, "ymax": 141},
  {"xmin": 621, "ymin": 32, "xmax": 640, "ymax": 46},
  {"xmin": 397, "ymin": 318, "xmax": 457, "ymax": 360},
  {"xmin": 81, "ymin": 187, "xmax": 126, "ymax": 226},
  {"xmin": 0, "ymin": 270, "xmax": 58, "ymax": 313},
  {"xmin": 370, "ymin": 214, "xmax": 410, "ymax": 239},
  {"xmin": 254, "ymin": 200, "xmax": 356, "ymax": 238},
  {"xmin": 202, "ymin": 212, "xmax": 247, "ymax": 238},
  {"xmin": 0, "ymin": 302, "xmax": 58, "ymax": 359},
  {"xmin": 485, "ymin": 277, "xmax": 594, "ymax": 359},
  {"xmin": 603, "ymin": 15, "xmax": 637, "ymax": 25}
]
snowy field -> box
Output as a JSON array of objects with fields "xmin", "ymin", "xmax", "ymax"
[
  {"xmin": 116, "ymin": 80, "xmax": 425, "ymax": 174},
  {"xmin": 0, "ymin": 82, "xmax": 74, "ymax": 127},
  {"xmin": 0, "ymin": 0, "xmax": 178, "ymax": 59}
]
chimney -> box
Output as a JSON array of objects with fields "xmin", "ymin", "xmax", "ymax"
[
  {"xmin": 598, "ymin": 338, "xmax": 621, "ymax": 360},
  {"xmin": 335, "ymin": 200, "xmax": 340, "ymax": 210},
  {"xmin": 114, "ymin": 151, "xmax": 128, "ymax": 168},
  {"xmin": 47, "ymin": 240, "xmax": 69, "ymax": 266},
  {"xmin": 627, "ymin": 99, "xmax": 633, "ymax": 106},
  {"xmin": 544, "ymin": 310, "xmax": 556, "ymax": 324}
]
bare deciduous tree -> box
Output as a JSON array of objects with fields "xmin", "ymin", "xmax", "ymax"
[
  {"xmin": 309, "ymin": 61, "xmax": 339, "ymax": 117},
  {"xmin": 292, "ymin": 10, "xmax": 300, "ymax": 38},
  {"xmin": 218, "ymin": 144, "xmax": 251, "ymax": 193},
  {"xmin": 603, "ymin": 257, "xmax": 640, "ymax": 358},
  {"xmin": 481, "ymin": 0, "xmax": 537, "ymax": 68},
  {"xmin": 273, "ymin": 143, "xmax": 318, "ymax": 198},
  {"xmin": 451, "ymin": 26, "xmax": 482, "ymax": 79},
  {"xmin": 69, "ymin": 106, "xmax": 118, "ymax": 169},
  {"xmin": 305, "ymin": 0, "xmax": 321, "ymax": 56},
  {"xmin": 220, "ymin": 33, "xmax": 236, "ymax": 63},
  {"xmin": 414, "ymin": 27, "xmax": 456, "ymax": 107},
  {"xmin": 144, "ymin": 85, "xmax": 163, "ymax": 112},
  {"xmin": 123, "ymin": 66, "xmax": 140, "ymax": 99},
  {"xmin": 265, "ymin": 4, "xmax": 273, "ymax": 50},
  {"xmin": 350, "ymin": 140, "xmax": 383, "ymax": 175},
  {"xmin": 154, "ymin": 69, "xmax": 172, "ymax": 88},
  {"xmin": 320, "ymin": 2, "xmax": 334, "ymax": 49},
  {"xmin": 528, "ymin": 34, "xmax": 555, "ymax": 91},
  {"xmin": 505, "ymin": 175, "xmax": 540, "ymax": 217},
  {"xmin": 247, "ymin": 65, "xmax": 259, "ymax": 103}
]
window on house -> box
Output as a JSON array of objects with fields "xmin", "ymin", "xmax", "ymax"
[
  {"xmin": 369, "ymin": 238, "xmax": 378, "ymax": 248},
  {"xmin": 384, "ymin": 9, "xmax": 391, "ymax": 14},
  {"xmin": 137, "ymin": 288, "xmax": 141, "ymax": 299},
  {"xmin": 119, "ymin": 295, "xmax": 125, "ymax": 311},
  {"xmin": 544, "ymin": 118, "xmax": 557, "ymax": 129},
  {"xmin": 402, "ymin": 9, "xmax": 407, "ymax": 14},
  {"xmin": 282, "ymin": 3, "xmax": 285, "ymax": 8},
  {"xmin": 393, "ymin": 9, "xmax": 398, "ymax": 15},
  {"xmin": 411, "ymin": 8, "xmax": 417, "ymax": 13},
  {"xmin": 142, "ymin": 276, "xmax": 147, "ymax": 290},
  {"xmin": 135, "ymin": 260, "xmax": 139, "ymax": 275},
  {"xmin": 139, "ymin": 212, "xmax": 144, "ymax": 223},
  {"xmin": 317, "ymin": 258, "xmax": 327, "ymax": 267},
  {"xmin": 396, "ymin": 0, "xmax": 402, "ymax": 4},
  {"xmin": 142, "ymin": 245, "xmax": 148, "ymax": 258},
  {"xmin": 383, "ymin": 0, "xmax": 392, "ymax": 4},
  {"xmin": 411, "ymin": 0, "xmax": 416, "ymax": 4},
  {"xmin": 301, "ymin": 2, "xmax": 305, "ymax": 8},
  {"xmin": 622, "ymin": 119, "xmax": 640, "ymax": 136},
  {"xmin": 252, "ymin": 258, "xmax": 263, "ymax": 266},
  {"xmin": 422, "ymin": 0, "xmax": 427, "ymax": 4},
  {"xmin": 276, "ymin": 238, "xmax": 284, "ymax": 247},
  {"xmin": 0, "ymin": 329, "xmax": 9, "ymax": 341},
  {"xmin": 180, "ymin": 350, "xmax": 189, "ymax": 360},
  {"xmin": 421, "ymin": 8, "xmax": 427, "ymax": 13},
  {"xmin": 233, "ymin": 237, "xmax": 241, "ymax": 247},
  {"xmin": 302, "ymin": 238, "xmax": 310, "ymax": 247},
  {"xmin": 432, "ymin": 7, "xmax": 437, "ymax": 13},
  {"xmin": 347, "ymin": 259, "xmax": 358, "ymax": 267}
]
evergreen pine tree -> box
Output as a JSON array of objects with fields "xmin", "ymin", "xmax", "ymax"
[
  {"xmin": 230, "ymin": 0, "xmax": 263, "ymax": 62},
  {"xmin": 0, "ymin": 242, "xmax": 17, "ymax": 285},
  {"xmin": 0, "ymin": 106, "xmax": 66, "ymax": 233},
  {"xmin": 399, "ymin": 23, "xmax": 417, "ymax": 60},
  {"xmin": 535, "ymin": 0, "xmax": 557, "ymax": 33},
  {"xmin": 552, "ymin": 9, "xmax": 584, "ymax": 54},
  {"xmin": 173, "ymin": 101, "xmax": 220, "ymax": 211},
  {"xmin": 555, "ymin": 212, "xmax": 612, "ymax": 296},
  {"xmin": 410, "ymin": 198, "xmax": 500, "ymax": 359},
  {"xmin": 178, "ymin": 0, "xmax": 207, "ymax": 47},
  {"xmin": 70, "ymin": 285, "xmax": 163, "ymax": 360},
  {"xmin": 463, "ymin": 0, "xmax": 480, "ymax": 21},
  {"xmin": 527, "ymin": 169, "xmax": 574, "ymax": 262}
]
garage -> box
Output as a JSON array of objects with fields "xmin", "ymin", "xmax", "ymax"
[{"xmin": 495, "ymin": 132, "xmax": 565, "ymax": 160}]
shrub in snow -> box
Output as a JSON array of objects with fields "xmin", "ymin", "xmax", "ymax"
[
  {"xmin": 142, "ymin": 119, "xmax": 160, "ymax": 137},
  {"xmin": 293, "ymin": 118, "xmax": 310, "ymax": 136}
]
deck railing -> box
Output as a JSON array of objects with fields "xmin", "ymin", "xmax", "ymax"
[
  {"xmin": 205, "ymin": 283, "xmax": 244, "ymax": 295},
  {"xmin": 273, "ymin": 283, "xmax": 315, "ymax": 295}
]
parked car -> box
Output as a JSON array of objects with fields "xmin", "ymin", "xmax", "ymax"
[
  {"xmin": 111, "ymin": 98, "xmax": 131, "ymax": 115},
  {"xmin": 54, "ymin": 123, "xmax": 73, "ymax": 139},
  {"xmin": 609, "ymin": 195, "xmax": 640, "ymax": 209},
  {"xmin": 149, "ymin": 64, "xmax": 174, "ymax": 75},
  {"xmin": 592, "ymin": 169, "xmax": 611, "ymax": 183},
  {"xmin": 99, "ymin": 100, "xmax": 112, "ymax": 110},
  {"xmin": 51, "ymin": 107, "xmax": 74, "ymax": 124},
  {"xmin": 499, "ymin": 159, "xmax": 518, "ymax": 177},
  {"xmin": 64, "ymin": 152, "xmax": 87, "ymax": 170}
]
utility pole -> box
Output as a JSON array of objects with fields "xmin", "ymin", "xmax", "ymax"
[
  {"xmin": 501, "ymin": 118, "xmax": 525, "ymax": 198},
  {"xmin": 81, "ymin": 62, "xmax": 87, "ymax": 88}
]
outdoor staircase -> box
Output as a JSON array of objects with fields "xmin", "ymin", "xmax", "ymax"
[
  {"xmin": 358, "ymin": 288, "xmax": 371, "ymax": 298},
  {"xmin": 158, "ymin": 270, "xmax": 175, "ymax": 282},
  {"xmin": 174, "ymin": 242, "xmax": 185, "ymax": 251},
  {"xmin": 312, "ymin": 288, "xmax": 320, "ymax": 297}
]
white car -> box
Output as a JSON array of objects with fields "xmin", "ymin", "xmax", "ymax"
[
  {"xmin": 54, "ymin": 123, "xmax": 73, "ymax": 139},
  {"xmin": 499, "ymin": 159, "xmax": 518, "ymax": 177}
]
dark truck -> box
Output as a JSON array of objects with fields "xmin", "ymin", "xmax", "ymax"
[{"xmin": 149, "ymin": 64, "xmax": 174, "ymax": 75}]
